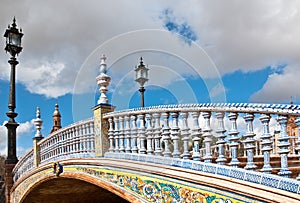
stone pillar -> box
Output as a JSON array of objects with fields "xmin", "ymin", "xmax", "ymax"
[
  {"xmin": 4, "ymin": 163, "xmax": 14, "ymax": 203},
  {"xmin": 93, "ymin": 104, "xmax": 115, "ymax": 157},
  {"xmin": 33, "ymin": 107, "xmax": 43, "ymax": 167}
]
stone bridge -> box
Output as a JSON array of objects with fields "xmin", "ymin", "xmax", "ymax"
[{"xmin": 9, "ymin": 103, "xmax": 300, "ymax": 202}]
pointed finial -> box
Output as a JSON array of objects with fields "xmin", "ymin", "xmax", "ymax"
[
  {"xmin": 99, "ymin": 54, "xmax": 107, "ymax": 74},
  {"xmin": 34, "ymin": 106, "xmax": 43, "ymax": 138},
  {"xmin": 101, "ymin": 54, "xmax": 107, "ymax": 63},
  {"xmin": 290, "ymin": 96, "xmax": 293, "ymax": 104},
  {"xmin": 140, "ymin": 57, "xmax": 143, "ymax": 65},
  {"xmin": 12, "ymin": 17, "xmax": 17, "ymax": 28},
  {"xmin": 36, "ymin": 107, "xmax": 41, "ymax": 119}
]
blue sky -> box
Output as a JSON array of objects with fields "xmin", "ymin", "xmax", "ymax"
[{"xmin": 0, "ymin": 1, "xmax": 300, "ymax": 156}]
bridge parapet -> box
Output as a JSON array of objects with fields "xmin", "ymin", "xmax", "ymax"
[
  {"xmin": 103, "ymin": 103, "xmax": 300, "ymax": 180},
  {"xmin": 12, "ymin": 102, "xmax": 300, "ymax": 197},
  {"xmin": 13, "ymin": 118, "xmax": 95, "ymax": 182}
]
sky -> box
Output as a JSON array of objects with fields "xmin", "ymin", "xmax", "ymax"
[{"xmin": 0, "ymin": 0, "xmax": 300, "ymax": 157}]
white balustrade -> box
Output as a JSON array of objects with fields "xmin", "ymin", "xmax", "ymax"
[
  {"xmin": 13, "ymin": 103, "xmax": 300, "ymax": 182},
  {"xmin": 103, "ymin": 103, "xmax": 300, "ymax": 180},
  {"xmin": 39, "ymin": 118, "xmax": 94, "ymax": 164}
]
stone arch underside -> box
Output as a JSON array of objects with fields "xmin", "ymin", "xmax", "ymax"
[{"xmin": 21, "ymin": 177, "xmax": 130, "ymax": 203}]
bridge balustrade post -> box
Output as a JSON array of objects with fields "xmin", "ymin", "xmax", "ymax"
[
  {"xmin": 259, "ymin": 114, "xmax": 273, "ymax": 174},
  {"xmin": 171, "ymin": 112, "xmax": 181, "ymax": 158},
  {"xmin": 295, "ymin": 118, "xmax": 300, "ymax": 180},
  {"xmin": 93, "ymin": 104, "xmax": 115, "ymax": 157},
  {"xmin": 242, "ymin": 113, "xmax": 257, "ymax": 170},
  {"xmin": 108, "ymin": 118, "xmax": 115, "ymax": 152},
  {"xmin": 138, "ymin": 114, "xmax": 146, "ymax": 154},
  {"xmin": 180, "ymin": 112, "xmax": 190, "ymax": 160},
  {"xmin": 146, "ymin": 114, "xmax": 154, "ymax": 155},
  {"xmin": 114, "ymin": 117, "xmax": 120, "ymax": 152},
  {"xmin": 153, "ymin": 113, "xmax": 162, "ymax": 156},
  {"xmin": 118, "ymin": 116, "xmax": 125, "ymax": 153},
  {"xmin": 124, "ymin": 116, "xmax": 131, "ymax": 153},
  {"xmin": 277, "ymin": 116, "xmax": 292, "ymax": 177},
  {"xmin": 228, "ymin": 112, "xmax": 240, "ymax": 168},
  {"xmin": 131, "ymin": 115, "xmax": 138, "ymax": 153},
  {"xmin": 215, "ymin": 112, "xmax": 227, "ymax": 165},
  {"xmin": 202, "ymin": 112, "xmax": 213, "ymax": 163},
  {"xmin": 191, "ymin": 112, "xmax": 201, "ymax": 161}
]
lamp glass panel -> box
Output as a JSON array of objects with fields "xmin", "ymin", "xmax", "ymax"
[{"xmin": 9, "ymin": 33, "xmax": 21, "ymax": 46}]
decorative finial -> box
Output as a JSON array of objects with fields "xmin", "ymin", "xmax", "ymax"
[
  {"xmin": 290, "ymin": 96, "xmax": 293, "ymax": 104},
  {"xmin": 34, "ymin": 106, "xmax": 43, "ymax": 138},
  {"xmin": 12, "ymin": 17, "xmax": 17, "ymax": 28},
  {"xmin": 99, "ymin": 54, "xmax": 107, "ymax": 74},
  {"xmin": 96, "ymin": 53, "xmax": 111, "ymax": 105},
  {"xmin": 140, "ymin": 57, "xmax": 143, "ymax": 65},
  {"xmin": 36, "ymin": 106, "xmax": 41, "ymax": 119}
]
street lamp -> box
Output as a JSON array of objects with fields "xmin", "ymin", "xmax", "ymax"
[
  {"xmin": 4, "ymin": 17, "xmax": 23, "ymax": 165},
  {"xmin": 135, "ymin": 57, "xmax": 149, "ymax": 107}
]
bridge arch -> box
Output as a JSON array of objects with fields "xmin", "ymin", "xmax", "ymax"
[
  {"xmin": 12, "ymin": 162, "xmax": 140, "ymax": 203},
  {"xmin": 12, "ymin": 158, "xmax": 300, "ymax": 203}
]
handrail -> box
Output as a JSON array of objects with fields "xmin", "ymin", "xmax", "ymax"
[{"xmin": 104, "ymin": 103, "xmax": 300, "ymax": 117}]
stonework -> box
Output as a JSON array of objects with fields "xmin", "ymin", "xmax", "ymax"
[{"xmin": 93, "ymin": 104, "xmax": 115, "ymax": 157}]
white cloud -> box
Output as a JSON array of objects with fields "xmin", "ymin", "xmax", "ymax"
[
  {"xmin": 1, "ymin": 0, "xmax": 300, "ymax": 102},
  {"xmin": 0, "ymin": 120, "xmax": 35, "ymax": 156},
  {"xmin": 250, "ymin": 65, "xmax": 300, "ymax": 103}
]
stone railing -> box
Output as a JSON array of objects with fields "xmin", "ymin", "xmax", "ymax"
[
  {"xmin": 12, "ymin": 149, "xmax": 33, "ymax": 182},
  {"xmin": 103, "ymin": 103, "xmax": 300, "ymax": 179},
  {"xmin": 39, "ymin": 118, "xmax": 95, "ymax": 164},
  {"xmin": 13, "ymin": 118, "xmax": 95, "ymax": 182}
]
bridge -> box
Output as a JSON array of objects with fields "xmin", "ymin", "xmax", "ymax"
[
  {"xmin": 6, "ymin": 102, "xmax": 300, "ymax": 203},
  {"xmin": 3, "ymin": 55, "xmax": 300, "ymax": 203}
]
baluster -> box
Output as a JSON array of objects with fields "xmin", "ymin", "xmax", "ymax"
[
  {"xmin": 242, "ymin": 113, "xmax": 257, "ymax": 170},
  {"xmin": 124, "ymin": 116, "xmax": 131, "ymax": 153},
  {"xmin": 90, "ymin": 122, "xmax": 95, "ymax": 151},
  {"xmin": 74, "ymin": 126, "xmax": 79, "ymax": 153},
  {"xmin": 86, "ymin": 123, "xmax": 91, "ymax": 152},
  {"xmin": 277, "ymin": 116, "xmax": 291, "ymax": 177},
  {"xmin": 295, "ymin": 118, "xmax": 300, "ymax": 180},
  {"xmin": 146, "ymin": 114, "xmax": 154, "ymax": 155},
  {"xmin": 153, "ymin": 113, "xmax": 162, "ymax": 156},
  {"xmin": 70, "ymin": 128, "xmax": 74, "ymax": 153},
  {"xmin": 131, "ymin": 115, "xmax": 138, "ymax": 153},
  {"xmin": 170, "ymin": 112, "xmax": 180, "ymax": 158},
  {"xmin": 79, "ymin": 124, "xmax": 83, "ymax": 153},
  {"xmin": 113, "ymin": 117, "xmax": 120, "ymax": 152},
  {"xmin": 181, "ymin": 112, "xmax": 190, "ymax": 160},
  {"xmin": 138, "ymin": 114, "xmax": 146, "ymax": 154},
  {"xmin": 259, "ymin": 114, "xmax": 273, "ymax": 174},
  {"xmin": 108, "ymin": 117, "xmax": 115, "ymax": 152},
  {"xmin": 216, "ymin": 112, "xmax": 227, "ymax": 165},
  {"xmin": 202, "ymin": 112, "xmax": 213, "ymax": 163},
  {"xmin": 162, "ymin": 112, "xmax": 172, "ymax": 157},
  {"xmin": 191, "ymin": 112, "xmax": 201, "ymax": 161},
  {"xmin": 118, "ymin": 116, "xmax": 125, "ymax": 152},
  {"xmin": 228, "ymin": 112, "xmax": 240, "ymax": 168},
  {"xmin": 83, "ymin": 124, "xmax": 87, "ymax": 153}
]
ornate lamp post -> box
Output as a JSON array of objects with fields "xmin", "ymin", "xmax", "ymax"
[
  {"xmin": 3, "ymin": 17, "xmax": 23, "ymax": 202},
  {"xmin": 135, "ymin": 57, "xmax": 149, "ymax": 107},
  {"xmin": 4, "ymin": 17, "xmax": 23, "ymax": 164}
]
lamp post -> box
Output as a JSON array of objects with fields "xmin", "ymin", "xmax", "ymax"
[
  {"xmin": 3, "ymin": 17, "xmax": 23, "ymax": 202},
  {"xmin": 135, "ymin": 57, "xmax": 149, "ymax": 107}
]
